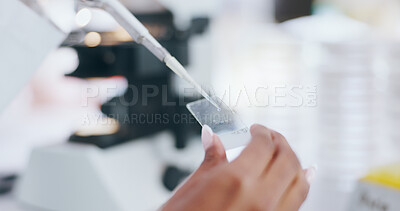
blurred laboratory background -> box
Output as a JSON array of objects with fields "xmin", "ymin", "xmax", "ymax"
[{"xmin": 1, "ymin": 0, "xmax": 400, "ymax": 210}]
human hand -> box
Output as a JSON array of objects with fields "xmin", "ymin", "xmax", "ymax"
[{"xmin": 162, "ymin": 124, "xmax": 316, "ymax": 211}]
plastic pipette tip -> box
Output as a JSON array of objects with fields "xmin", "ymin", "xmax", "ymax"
[
  {"xmin": 165, "ymin": 56, "xmax": 221, "ymax": 110},
  {"xmin": 204, "ymin": 95, "xmax": 221, "ymax": 111}
]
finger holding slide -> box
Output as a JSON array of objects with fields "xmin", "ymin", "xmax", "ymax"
[
  {"xmin": 259, "ymin": 132, "xmax": 302, "ymax": 209},
  {"xmin": 231, "ymin": 124, "xmax": 276, "ymax": 177},
  {"xmin": 276, "ymin": 166, "xmax": 316, "ymax": 211}
]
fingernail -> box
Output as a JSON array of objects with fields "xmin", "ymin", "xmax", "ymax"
[
  {"xmin": 201, "ymin": 125, "xmax": 214, "ymax": 150},
  {"xmin": 305, "ymin": 165, "xmax": 317, "ymax": 184}
]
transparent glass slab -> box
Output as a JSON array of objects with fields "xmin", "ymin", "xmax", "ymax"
[
  {"xmin": 187, "ymin": 96, "xmax": 250, "ymax": 159},
  {"xmin": 186, "ymin": 96, "xmax": 248, "ymax": 135}
]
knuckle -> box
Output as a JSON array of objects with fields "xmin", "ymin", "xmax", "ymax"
[
  {"xmin": 271, "ymin": 131, "xmax": 286, "ymax": 143},
  {"xmin": 250, "ymin": 124, "xmax": 270, "ymax": 136},
  {"xmin": 277, "ymin": 141, "xmax": 290, "ymax": 156},
  {"xmin": 250, "ymin": 124, "xmax": 266, "ymax": 132},
  {"xmin": 273, "ymin": 135, "xmax": 285, "ymax": 150}
]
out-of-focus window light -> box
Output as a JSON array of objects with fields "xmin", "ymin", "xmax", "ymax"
[
  {"xmin": 75, "ymin": 8, "xmax": 92, "ymax": 27},
  {"xmin": 84, "ymin": 32, "xmax": 101, "ymax": 47}
]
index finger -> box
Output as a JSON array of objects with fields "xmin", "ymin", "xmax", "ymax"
[{"xmin": 230, "ymin": 124, "xmax": 276, "ymax": 177}]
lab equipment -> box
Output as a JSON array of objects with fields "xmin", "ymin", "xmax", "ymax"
[
  {"xmin": 283, "ymin": 15, "xmax": 381, "ymax": 211},
  {"xmin": 77, "ymin": 0, "xmax": 221, "ymax": 110},
  {"xmin": 16, "ymin": 133, "xmax": 176, "ymax": 211},
  {"xmin": 67, "ymin": 11, "xmax": 207, "ymax": 149},
  {"xmin": 274, "ymin": 0, "xmax": 313, "ymax": 23},
  {"xmin": 187, "ymin": 97, "xmax": 251, "ymax": 161},
  {"xmin": 349, "ymin": 163, "xmax": 400, "ymax": 211},
  {"xmin": 14, "ymin": 1, "xmax": 216, "ymax": 210}
]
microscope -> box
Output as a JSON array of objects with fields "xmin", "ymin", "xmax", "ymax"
[{"xmin": 10, "ymin": 0, "xmax": 217, "ymax": 210}]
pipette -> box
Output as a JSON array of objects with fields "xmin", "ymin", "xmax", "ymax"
[{"xmin": 78, "ymin": 0, "xmax": 221, "ymax": 110}]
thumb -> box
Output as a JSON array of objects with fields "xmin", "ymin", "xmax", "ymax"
[{"xmin": 200, "ymin": 125, "xmax": 227, "ymax": 169}]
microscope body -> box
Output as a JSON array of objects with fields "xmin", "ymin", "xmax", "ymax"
[{"xmin": 67, "ymin": 11, "xmax": 209, "ymax": 149}]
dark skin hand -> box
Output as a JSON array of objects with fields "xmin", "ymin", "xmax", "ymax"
[{"xmin": 162, "ymin": 124, "xmax": 315, "ymax": 211}]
